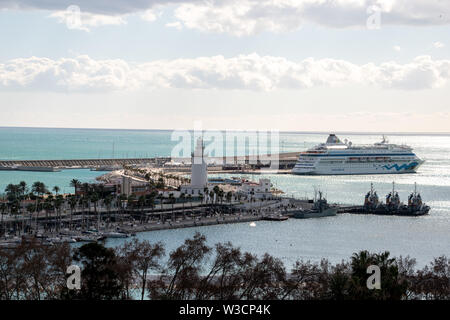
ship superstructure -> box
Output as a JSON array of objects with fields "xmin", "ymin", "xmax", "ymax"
[{"xmin": 292, "ymin": 134, "xmax": 424, "ymax": 175}]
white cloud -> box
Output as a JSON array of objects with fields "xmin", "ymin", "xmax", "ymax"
[
  {"xmin": 0, "ymin": 56, "xmax": 131, "ymax": 91},
  {"xmin": 140, "ymin": 6, "xmax": 165, "ymax": 22},
  {"xmin": 433, "ymin": 41, "xmax": 445, "ymax": 48},
  {"xmin": 166, "ymin": 21, "xmax": 183, "ymax": 29},
  {"xmin": 1, "ymin": 54, "xmax": 450, "ymax": 92},
  {"xmin": 0, "ymin": 0, "xmax": 192, "ymax": 15},
  {"xmin": 393, "ymin": 46, "xmax": 401, "ymax": 52},
  {"xmin": 2, "ymin": 0, "xmax": 177, "ymax": 29},
  {"xmin": 2, "ymin": 0, "xmax": 450, "ymax": 33},
  {"xmin": 140, "ymin": 9, "xmax": 157, "ymax": 22},
  {"xmin": 173, "ymin": 0, "xmax": 450, "ymax": 36},
  {"xmin": 49, "ymin": 10, "xmax": 126, "ymax": 31}
]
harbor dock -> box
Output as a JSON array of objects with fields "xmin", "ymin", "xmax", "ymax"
[{"xmin": 0, "ymin": 152, "xmax": 300, "ymax": 171}]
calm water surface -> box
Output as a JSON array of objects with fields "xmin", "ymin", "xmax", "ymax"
[{"xmin": 1, "ymin": 127, "xmax": 449, "ymax": 266}]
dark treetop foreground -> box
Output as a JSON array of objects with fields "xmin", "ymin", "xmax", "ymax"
[{"xmin": 0, "ymin": 233, "xmax": 449, "ymax": 300}]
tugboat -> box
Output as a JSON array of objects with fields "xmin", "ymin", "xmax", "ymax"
[
  {"xmin": 293, "ymin": 190, "xmax": 338, "ymax": 219},
  {"xmin": 364, "ymin": 183, "xmax": 381, "ymax": 211},
  {"xmin": 402, "ymin": 183, "xmax": 430, "ymax": 216},
  {"xmin": 361, "ymin": 182, "xmax": 430, "ymax": 216}
]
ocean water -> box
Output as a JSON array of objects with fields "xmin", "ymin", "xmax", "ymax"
[{"xmin": 1, "ymin": 127, "xmax": 449, "ymax": 266}]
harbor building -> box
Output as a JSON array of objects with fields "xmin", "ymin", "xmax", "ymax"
[
  {"xmin": 238, "ymin": 178, "xmax": 273, "ymax": 199},
  {"xmin": 120, "ymin": 176, "xmax": 152, "ymax": 196}
]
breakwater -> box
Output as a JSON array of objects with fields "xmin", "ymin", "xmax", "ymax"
[
  {"xmin": 0, "ymin": 152, "xmax": 300, "ymax": 171},
  {"xmin": 0, "ymin": 157, "xmax": 167, "ymax": 169}
]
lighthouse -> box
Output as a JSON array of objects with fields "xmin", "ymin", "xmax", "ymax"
[
  {"xmin": 190, "ymin": 137, "xmax": 208, "ymax": 187},
  {"xmin": 180, "ymin": 137, "xmax": 208, "ymax": 196}
]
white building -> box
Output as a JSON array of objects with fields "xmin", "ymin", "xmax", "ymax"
[
  {"xmin": 120, "ymin": 176, "xmax": 149, "ymax": 196},
  {"xmin": 180, "ymin": 137, "xmax": 209, "ymax": 196},
  {"xmin": 238, "ymin": 178, "xmax": 272, "ymax": 199}
]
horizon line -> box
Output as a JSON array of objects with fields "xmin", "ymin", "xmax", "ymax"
[{"xmin": 1, "ymin": 125, "xmax": 450, "ymax": 136}]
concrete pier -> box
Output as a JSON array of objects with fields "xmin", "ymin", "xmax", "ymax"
[
  {"xmin": 0, "ymin": 157, "xmax": 167, "ymax": 168},
  {"xmin": 0, "ymin": 152, "xmax": 300, "ymax": 170}
]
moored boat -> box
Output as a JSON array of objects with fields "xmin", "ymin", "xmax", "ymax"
[
  {"xmin": 262, "ymin": 214, "xmax": 288, "ymax": 221},
  {"xmin": 293, "ymin": 191, "xmax": 338, "ymax": 219},
  {"xmin": 103, "ymin": 232, "xmax": 129, "ymax": 238},
  {"xmin": 357, "ymin": 182, "xmax": 430, "ymax": 216}
]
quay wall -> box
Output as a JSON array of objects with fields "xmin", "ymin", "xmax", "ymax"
[
  {"xmin": 120, "ymin": 215, "xmax": 263, "ymax": 233},
  {"xmin": 0, "ymin": 152, "xmax": 300, "ymax": 170}
]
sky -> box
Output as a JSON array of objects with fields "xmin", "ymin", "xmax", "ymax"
[{"xmin": 0, "ymin": 0, "xmax": 450, "ymax": 132}]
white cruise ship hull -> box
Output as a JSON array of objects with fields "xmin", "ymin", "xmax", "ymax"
[
  {"xmin": 292, "ymin": 134, "xmax": 424, "ymax": 176},
  {"xmin": 292, "ymin": 160, "xmax": 424, "ymax": 175}
]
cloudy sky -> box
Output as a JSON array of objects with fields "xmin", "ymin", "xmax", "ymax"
[{"xmin": 1, "ymin": 0, "xmax": 450, "ymax": 132}]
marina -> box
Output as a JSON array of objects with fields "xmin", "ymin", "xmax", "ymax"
[
  {"xmin": 1, "ymin": 129, "xmax": 449, "ymax": 266},
  {"xmin": 0, "ymin": 182, "xmax": 431, "ymax": 248}
]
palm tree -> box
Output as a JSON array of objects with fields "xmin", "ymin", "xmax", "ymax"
[
  {"xmin": 180, "ymin": 193, "xmax": 186, "ymax": 220},
  {"xmin": 169, "ymin": 193, "xmax": 176, "ymax": 221},
  {"xmin": 209, "ymin": 190, "xmax": 215, "ymax": 206},
  {"xmin": 81, "ymin": 182, "xmax": 90, "ymax": 195},
  {"xmin": 43, "ymin": 198, "xmax": 53, "ymax": 232},
  {"xmin": 31, "ymin": 181, "xmax": 47, "ymax": 228},
  {"xmin": 53, "ymin": 186, "xmax": 60, "ymax": 196},
  {"xmin": 25, "ymin": 203, "xmax": 35, "ymax": 234},
  {"xmin": 85, "ymin": 192, "xmax": 92, "ymax": 227},
  {"xmin": 218, "ymin": 189, "xmax": 224, "ymax": 204},
  {"xmin": 226, "ymin": 191, "xmax": 233, "ymax": 204},
  {"xmin": 213, "ymin": 186, "xmax": 221, "ymax": 204},
  {"xmin": 70, "ymin": 179, "xmax": 81, "ymax": 194},
  {"xmin": 156, "ymin": 193, "xmax": 164, "ymax": 222},
  {"xmin": 0, "ymin": 202, "xmax": 7, "ymax": 237},
  {"xmin": 5, "ymin": 183, "xmax": 20, "ymax": 200},
  {"xmin": 32, "ymin": 181, "xmax": 48, "ymax": 198},
  {"xmin": 68, "ymin": 196, "xmax": 77, "ymax": 230},
  {"xmin": 91, "ymin": 193, "xmax": 100, "ymax": 231},
  {"xmin": 54, "ymin": 194, "xmax": 64, "ymax": 232},
  {"xmin": 187, "ymin": 194, "xmax": 193, "ymax": 219},
  {"xmin": 97, "ymin": 184, "xmax": 105, "ymax": 199},
  {"xmin": 103, "ymin": 195, "xmax": 113, "ymax": 228},
  {"xmin": 79, "ymin": 197, "xmax": 86, "ymax": 230},
  {"xmin": 118, "ymin": 193, "xmax": 128, "ymax": 225},
  {"xmin": 8, "ymin": 199, "xmax": 20, "ymax": 235},
  {"xmin": 168, "ymin": 193, "xmax": 175, "ymax": 221},
  {"xmin": 148, "ymin": 192, "xmax": 156, "ymax": 223},
  {"xmin": 138, "ymin": 195, "xmax": 146, "ymax": 224},
  {"xmin": 18, "ymin": 181, "xmax": 28, "ymax": 199}
]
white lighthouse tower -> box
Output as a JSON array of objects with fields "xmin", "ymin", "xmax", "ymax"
[
  {"xmin": 190, "ymin": 137, "xmax": 208, "ymax": 187},
  {"xmin": 180, "ymin": 137, "xmax": 208, "ymax": 196}
]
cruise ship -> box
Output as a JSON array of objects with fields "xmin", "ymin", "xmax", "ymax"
[{"xmin": 292, "ymin": 134, "xmax": 424, "ymax": 175}]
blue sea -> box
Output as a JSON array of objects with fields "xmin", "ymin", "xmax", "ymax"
[{"xmin": 1, "ymin": 127, "xmax": 449, "ymax": 266}]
